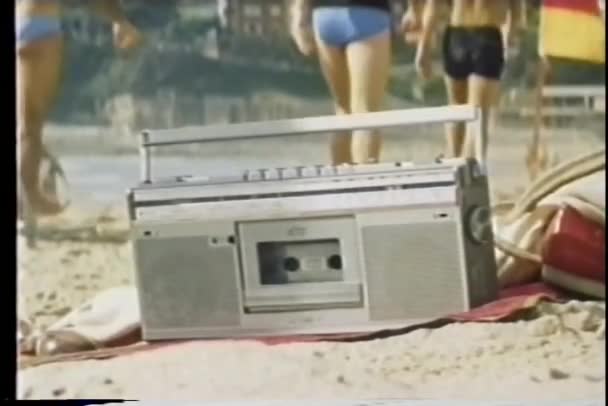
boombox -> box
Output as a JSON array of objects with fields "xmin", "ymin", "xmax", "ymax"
[{"xmin": 128, "ymin": 105, "xmax": 498, "ymax": 340}]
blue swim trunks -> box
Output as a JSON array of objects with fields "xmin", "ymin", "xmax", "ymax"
[{"xmin": 312, "ymin": 6, "xmax": 392, "ymax": 48}]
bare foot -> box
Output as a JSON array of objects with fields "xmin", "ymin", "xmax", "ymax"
[
  {"xmin": 26, "ymin": 151, "xmax": 70, "ymax": 216},
  {"xmin": 18, "ymin": 318, "xmax": 36, "ymax": 355}
]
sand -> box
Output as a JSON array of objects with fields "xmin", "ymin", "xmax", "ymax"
[
  {"xmin": 17, "ymin": 202, "xmax": 606, "ymax": 401},
  {"xmin": 18, "ymin": 208, "xmax": 134, "ymax": 334},
  {"xmin": 18, "ymin": 301, "xmax": 605, "ymax": 400},
  {"xmin": 17, "ymin": 124, "xmax": 606, "ymax": 400}
]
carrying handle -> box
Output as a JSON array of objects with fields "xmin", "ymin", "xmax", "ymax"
[{"xmin": 138, "ymin": 104, "xmax": 486, "ymax": 183}]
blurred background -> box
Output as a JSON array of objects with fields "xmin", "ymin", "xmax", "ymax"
[{"xmin": 43, "ymin": 0, "xmax": 605, "ymax": 208}]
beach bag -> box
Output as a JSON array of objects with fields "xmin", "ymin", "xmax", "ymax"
[
  {"xmin": 493, "ymin": 149, "xmax": 605, "ymax": 298},
  {"xmin": 542, "ymin": 205, "xmax": 605, "ymax": 298}
]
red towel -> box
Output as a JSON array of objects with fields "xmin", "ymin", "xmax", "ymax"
[{"xmin": 20, "ymin": 282, "xmax": 566, "ymax": 369}]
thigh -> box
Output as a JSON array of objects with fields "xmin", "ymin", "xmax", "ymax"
[
  {"xmin": 443, "ymin": 76, "xmax": 469, "ymax": 157},
  {"xmin": 313, "ymin": 31, "xmax": 350, "ymax": 113},
  {"xmin": 467, "ymin": 75, "xmax": 501, "ymax": 108},
  {"xmin": 443, "ymin": 76, "xmax": 469, "ymax": 105},
  {"xmin": 17, "ymin": 37, "xmax": 64, "ymax": 128},
  {"xmin": 466, "ymin": 75, "xmax": 500, "ymax": 160},
  {"xmin": 345, "ymin": 32, "xmax": 391, "ymax": 113}
]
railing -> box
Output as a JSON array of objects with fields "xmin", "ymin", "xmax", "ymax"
[{"xmin": 503, "ymin": 85, "xmax": 606, "ymax": 118}]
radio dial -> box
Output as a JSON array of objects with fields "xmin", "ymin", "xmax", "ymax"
[{"xmin": 466, "ymin": 206, "xmax": 492, "ymax": 244}]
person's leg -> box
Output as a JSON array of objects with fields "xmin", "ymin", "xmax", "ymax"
[
  {"xmin": 345, "ymin": 31, "xmax": 391, "ymax": 164},
  {"xmin": 441, "ymin": 27, "xmax": 472, "ymax": 158},
  {"xmin": 17, "ymin": 35, "xmax": 65, "ymax": 215},
  {"xmin": 313, "ymin": 32, "xmax": 352, "ymax": 165},
  {"xmin": 462, "ymin": 27, "xmax": 505, "ymax": 165},
  {"xmin": 526, "ymin": 57, "xmax": 551, "ymax": 180},
  {"xmin": 443, "ymin": 76, "xmax": 469, "ymax": 158},
  {"xmin": 464, "ymin": 76, "xmax": 500, "ymax": 164}
]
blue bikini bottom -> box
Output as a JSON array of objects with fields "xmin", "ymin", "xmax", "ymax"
[
  {"xmin": 16, "ymin": 16, "xmax": 62, "ymax": 49},
  {"xmin": 312, "ymin": 6, "xmax": 391, "ymax": 48}
]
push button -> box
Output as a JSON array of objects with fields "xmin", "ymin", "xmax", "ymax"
[
  {"xmin": 263, "ymin": 168, "xmax": 280, "ymax": 180},
  {"xmin": 301, "ymin": 166, "xmax": 320, "ymax": 177},
  {"xmin": 280, "ymin": 167, "xmax": 299, "ymax": 179}
]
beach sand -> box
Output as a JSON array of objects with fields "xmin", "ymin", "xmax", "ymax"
[
  {"xmin": 17, "ymin": 124, "xmax": 605, "ymax": 400},
  {"xmin": 18, "ymin": 301, "xmax": 606, "ymax": 400}
]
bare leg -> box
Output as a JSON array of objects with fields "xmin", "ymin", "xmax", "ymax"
[
  {"xmin": 346, "ymin": 32, "xmax": 391, "ymax": 164},
  {"xmin": 526, "ymin": 57, "xmax": 551, "ymax": 180},
  {"xmin": 313, "ymin": 32, "xmax": 351, "ymax": 165},
  {"xmin": 443, "ymin": 76, "xmax": 468, "ymax": 158},
  {"xmin": 464, "ymin": 75, "xmax": 501, "ymax": 164},
  {"xmin": 17, "ymin": 36, "xmax": 65, "ymax": 216}
]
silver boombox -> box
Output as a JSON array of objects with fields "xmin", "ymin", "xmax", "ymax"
[{"xmin": 128, "ymin": 105, "xmax": 497, "ymax": 341}]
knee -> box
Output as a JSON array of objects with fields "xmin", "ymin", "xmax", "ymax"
[
  {"xmin": 17, "ymin": 123, "xmax": 43, "ymax": 146},
  {"xmin": 350, "ymin": 97, "xmax": 382, "ymax": 115},
  {"xmin": 350, "ymin": 100, "xmax": 370, "ymax": 114},
  {"xmin": 447, "ymin": 122, "xmax": 466, "ymax": 133}
]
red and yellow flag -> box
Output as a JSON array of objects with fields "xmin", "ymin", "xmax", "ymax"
[{"xmin": 539, "ymin": 0, "xmax": 605, "ymax": 63}]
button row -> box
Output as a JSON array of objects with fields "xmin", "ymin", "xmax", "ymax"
[
  {"xmin": 173, "ymin": 162, "xmax": 417, "ymax": 185},
  {"xmin": 243, "ymin": 162, "xmax": 414, "ymax": 182}
]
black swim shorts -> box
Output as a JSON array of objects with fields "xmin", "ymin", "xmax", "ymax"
[{"xmin": 442, "ymin": 26, "xmax": 504, "ymax": 80}]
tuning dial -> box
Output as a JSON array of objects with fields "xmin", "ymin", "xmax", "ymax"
[{"xmin": 466, "ymin": 206, "xmax": 492, "ymax": 244}]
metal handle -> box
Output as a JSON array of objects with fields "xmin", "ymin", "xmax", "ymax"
[{"xmin": 139, "ymin": 104, "xmax": 486, "ymax": 183}]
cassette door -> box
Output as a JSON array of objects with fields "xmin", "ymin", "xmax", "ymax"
[{"xmin": 238, "ymin": 216, "xmax": 364, "ymax": 313}]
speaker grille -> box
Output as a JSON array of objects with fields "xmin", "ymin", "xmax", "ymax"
[
  {"xmin": 134, "ymin": 236, "xmax": 241, "ymax": 330},
  {"xmin": 362, "ymin": 222, "xmax": 466, "ymax": 320}
]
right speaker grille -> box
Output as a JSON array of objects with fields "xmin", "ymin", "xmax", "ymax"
[{"xmin": 362, "ymin": 221, "xmax": 467, "ymax": 321}]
